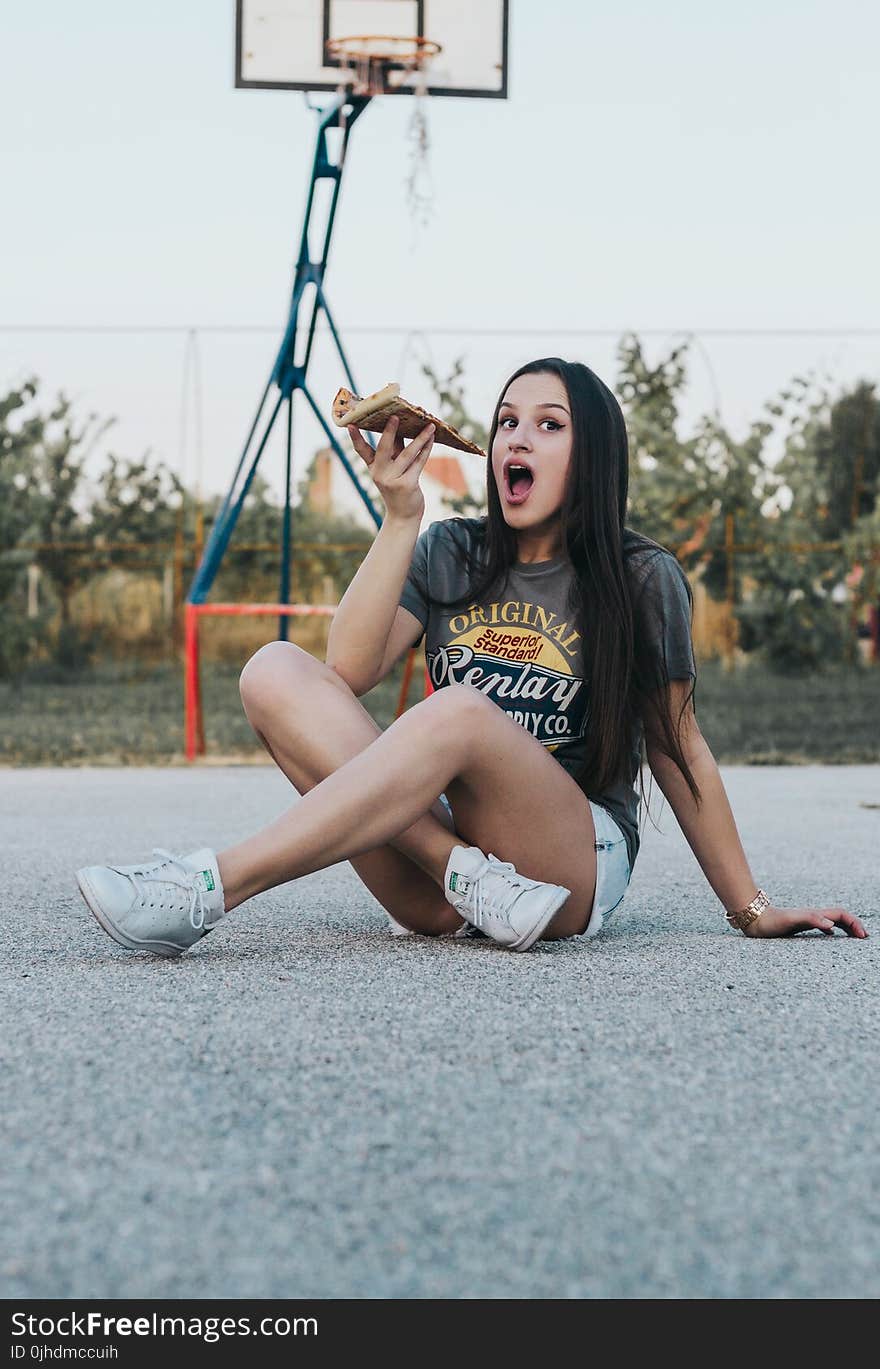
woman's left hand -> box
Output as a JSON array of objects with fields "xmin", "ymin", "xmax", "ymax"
[{"xmin": 742, "ymin": 904, "xmax": 869, "ymax": 938}]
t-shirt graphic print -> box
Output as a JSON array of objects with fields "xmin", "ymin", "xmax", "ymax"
[
  {"xmin": 427, "ymin": 599, "xmax": 586, "ymax": 755},
  {"xmin": 399, "ymin": 517, "xmax": 697, "ymax": 875}
]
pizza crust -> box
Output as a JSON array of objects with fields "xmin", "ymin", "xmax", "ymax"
[
  {"xmin": 331, "ymin": 383, "xmax": 486, "ymax": 457},
  {"xmin": 332, "ymin": 383, "xmax": 401, "ymax": 427}
]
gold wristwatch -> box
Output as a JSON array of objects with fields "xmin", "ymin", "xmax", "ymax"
[{"xmin": 726, "ymin": 888, "xmax": 770, "ymax": 932}]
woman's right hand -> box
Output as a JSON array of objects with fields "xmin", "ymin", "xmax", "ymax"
[{"xmin": 347, "ymin": 416, "xmax": 435, "ymax": 524}]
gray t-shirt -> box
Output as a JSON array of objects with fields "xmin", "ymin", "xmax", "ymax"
[{"xmin": 399, "ymin": 516, "xmax": 697, "ymax": 873}]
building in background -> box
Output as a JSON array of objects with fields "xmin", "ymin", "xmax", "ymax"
[{"xmin": 304, "ymin": 443, "xmax": 486, "ymax": 533}]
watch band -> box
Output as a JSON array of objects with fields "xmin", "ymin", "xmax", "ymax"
[{"xmin": 726, "ymin": 888, "xmax": 770, "ymax": 932}]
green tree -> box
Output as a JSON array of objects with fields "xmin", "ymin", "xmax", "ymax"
[
  {"xmin": 87, "ymin": 451, "xmax": 184, "ymax": 553},
  {"xmin": 0, "ymin": 380, "xmax": 46, "ymax": 675},
  {"xmin": 812, "ymin": 382, "xmax": 879, "ymax": 536},
  {"xmin": 773, "ymin": 379, "xmax": 880, "ymax": 537},
  {"xmin": 0, "ymin": 381, "xmax": 197, "ymax": 674},
  {"xmin": 618, "ymin": 334, "xmax": 703, "ymax": 548},
  {"xmin": 0, "ymin": 379, "xmax": 41, "ymax": 560},
  {"xmin": 619, "ymin": 332, "xmax": 780, "ymax": 597},
  {"xmin": 197, "ymin": 464, "xmax": 373, "ymax": 604},
  {"xmin": 618, "ymin": 336, "xmax": 867, "ymax": 672},
  {"xmin": 842, "ymin": 502, "xmax": 880, "ymax": 619},
  {"xmin": 0, "ymin": 383, "xmax": 120, "ymax": 673},
  {"xmin": 22, "ymin": 395, "xmax": 109, "ymax": 607},
  {"xmin": 756, "ymin": 377, "xmax": 880, "ymax": 670}
]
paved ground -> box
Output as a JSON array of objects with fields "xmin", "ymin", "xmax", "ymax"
[{"xmin": 1, "ymin": 763, "xmax": 877, "ymax": 1299}]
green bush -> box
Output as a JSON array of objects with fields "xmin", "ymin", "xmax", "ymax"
[
  {"xmin": 735, "ymin": 564, "xmax": 850, "ymax": 674},
  {"xmin": 0, "ymin": 610, "xmax": 43, "ymax": 681}
]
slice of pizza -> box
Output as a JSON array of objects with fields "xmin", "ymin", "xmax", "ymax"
[{"xmin": 331, "ymin": 382, "xmax": 486, "ymax": 456}]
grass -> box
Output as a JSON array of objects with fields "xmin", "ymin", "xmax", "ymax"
[
  {"xmin": 0, "ymin": 656, "xmax": 878, "ymax": 767},
  {"xmin": 692, "ymin": 659, "xmax": 880, "ymax": 765},
  {"xmin": 0, "ymin": 656, "xmax": 411, "ymax": 766}
]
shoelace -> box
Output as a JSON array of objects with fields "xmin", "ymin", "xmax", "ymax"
[
  {"xmin": 110, "ymin": 847, "xmax": 209, "ymax": 931},
  {"xmin": 467, "ymin": 853, "xmax": 531, "ymax": 930}
]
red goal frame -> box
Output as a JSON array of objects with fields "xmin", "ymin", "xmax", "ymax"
[{"xmin": 184, "ymin": 602, "xmax": 430, "ymax": 760}]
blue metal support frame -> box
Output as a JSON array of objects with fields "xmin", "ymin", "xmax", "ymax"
[{"xmin": 187, "ymin": 93, "xmax": 382, "ymax": 640}]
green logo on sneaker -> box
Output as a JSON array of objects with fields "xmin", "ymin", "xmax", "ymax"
[
  {"xmin": 449, "ymin": 873, "xmax": 470, "ymax": 894},
  {"xmin": 197, "ymin": 870, "xmax": 215, "ymax": 892}
]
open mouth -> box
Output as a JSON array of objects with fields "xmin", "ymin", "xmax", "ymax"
[{"xmin": 503, "ymin": 461, "xmax": 535, "ymax": 505}]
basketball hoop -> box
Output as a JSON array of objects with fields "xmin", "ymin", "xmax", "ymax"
[
  {"xmin": 325, "ymin": 34, "xmax": 441, "ymax": 97},
  {"xmin": 326, "ymin": 34, "xmax": 441, "ymax": 231}
]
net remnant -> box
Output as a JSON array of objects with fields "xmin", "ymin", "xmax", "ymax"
[{"xmin": 326, "ymin": 34, "xmax": 441, "ymax": 230}]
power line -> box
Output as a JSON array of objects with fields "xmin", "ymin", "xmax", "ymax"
[{"xmin": 1, "ymin": 325, "xmax": 879, "ymax": 337}]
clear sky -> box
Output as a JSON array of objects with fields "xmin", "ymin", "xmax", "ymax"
[{"xmin": 2, "ymin": 0, "xmax": 878, "ymax": 503}]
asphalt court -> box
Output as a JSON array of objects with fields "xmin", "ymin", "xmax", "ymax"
[{"xmin": 1, "ymin": 763, "xmax": 877, "ymax": 1298}]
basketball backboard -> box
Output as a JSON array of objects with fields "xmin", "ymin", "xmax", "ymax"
[{"xmin": 236, "ymin": 0, "xmax": 509, "ymax": 98}]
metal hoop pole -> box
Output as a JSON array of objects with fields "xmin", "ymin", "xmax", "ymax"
[
  {"xmin": 185, "ymin": 91, "xmax": 381, "ymax": 621},
  {"xmin": 279, "ymin": 392, "xmax": 294, "ymax": 640}
]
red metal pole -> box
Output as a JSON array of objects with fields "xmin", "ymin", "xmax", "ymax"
[
  {"xmin": 191, "ymin": 603, "xmax": 335, "ymax": 616},
  {"xmin": 194, "ymin": 612, "xmax": 206, "ymax": 756},
  {"xmin": 183, "ymin": 603, "xmax": 336, "ymax": 760}
]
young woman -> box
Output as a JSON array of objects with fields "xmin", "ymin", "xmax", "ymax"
[{"xmin": 76, "ymin": 359, "xmax": 867, "ymax": 954}]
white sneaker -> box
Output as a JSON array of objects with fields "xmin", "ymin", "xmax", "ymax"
[
  {"xmin": 76, "ymin": 846, "xmax": 225, "ymax": 957},
  {"xmin": 443, "ymin": 846, "xmax": 570, "ymax": 952}
]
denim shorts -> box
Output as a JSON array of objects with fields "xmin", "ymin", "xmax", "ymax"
[
  {"xmin": 436, "ymin": 794, "xmax": 632, "ymax": 942},
  {"xmin": 579, "ymin": 800, "xmax": 632, "ymax": 939}
]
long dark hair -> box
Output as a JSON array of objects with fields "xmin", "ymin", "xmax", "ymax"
[{"xmin": 436, "ymin": 357, "xmax": 702, "ymax": 825}]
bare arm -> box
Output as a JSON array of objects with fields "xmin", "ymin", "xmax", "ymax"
[
  {"xmin": 646, "ymin": 735, "xmax": 760, "ymax": 914},
  {"xmin": 325, "ymin": 416, "xmax": 434, "ymax": 695},
  {"xmin": 326, "ymin": 519, "xmax": 424, "ymax": 693},
  {"xmin": 644, "ymin": 682, "xmax": 867, "ymax": 939}
]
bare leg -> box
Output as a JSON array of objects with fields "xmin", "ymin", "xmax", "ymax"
[
  {"xmin": 228, "ymin": 655, "xmax": 464, "ymax": 899},
  {"xmin": 225, "ymin": 643, "xmax": 601, "ymax": 938},
  {"xmin": 239, "ymin": 643, "xmax": 463, "ymax": 936}
]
